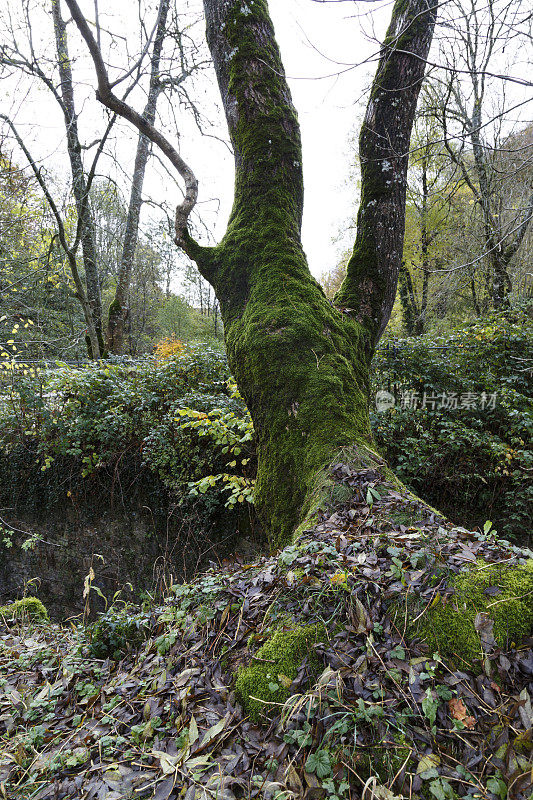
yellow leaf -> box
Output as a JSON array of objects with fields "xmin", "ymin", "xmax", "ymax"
[
  {"xmin": 278, "ymin": 673, "xmax": 292, "ymax": 689},
  {"xmin": 188, "ymin": 714, "xmax": 199, "ymax": 746},
  {"xmin": 417, "ymin": 753, "xmax": 440, "ymax": 775}
]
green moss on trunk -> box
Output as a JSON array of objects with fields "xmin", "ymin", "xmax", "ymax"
[
  {"xmin": 221, "ymin": 258, "xmax": 374, "ymax": 548},
  {"xmin": 198, "ymin": 1, "xmax": 376, "ymax": 548}
]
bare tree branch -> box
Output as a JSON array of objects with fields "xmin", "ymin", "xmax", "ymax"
[{"xmin": 64, "ymin": 0, "xmax": 199, "ymax": 250}]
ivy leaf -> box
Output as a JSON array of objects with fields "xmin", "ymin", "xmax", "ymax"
[
  {"xmin": 429, "ymin": 778, "xmax": 454, "ymax": 800},
  {"xmin": 435, "ymin": 685, "xmax": 453, "ymax": 701},
  {"xmin": 486, "ymin": 776, "xmax": 507, "ymax": 800},
  {"xmin": 305, "ymin": 750, "xmax": 331, "ymax": 779},
  {"xmin": 389, "ymin": 645, "xmax": 405, "ymax": 660},
  {"xmin": 422, "ymin": 688, "xmax": 438, "ymax": 727}
]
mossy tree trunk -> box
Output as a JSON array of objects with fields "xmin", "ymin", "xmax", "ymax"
[
  {"xmin": 68, "ymin": 0, "xmax": 438, "ymax": 546},
  {"xmin": 333, "ymin": 0, "xmax": 437, "ymax": 343},
  {"xmin": 180, "ymin": 0, "xmax": 438, "ymax": 546}
]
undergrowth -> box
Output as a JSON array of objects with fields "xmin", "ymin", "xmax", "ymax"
[
  {"xmin": 0, "ymin": 315, "xmax": 530, "ymax": 547},
  {"xmin": 373, "ymin": 311, "xmax": 532, "ymax": 543}
]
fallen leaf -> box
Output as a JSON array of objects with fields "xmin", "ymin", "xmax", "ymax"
[
  {"xmin": 188, "ymin": 715, "xmax": 199, "ymax": 746},
  {"xmin": 449, "ymin": 698, "xmax": 476, "ymax": 729},
  {"xmin": 474, "ymin": 612, "xmax": 496, "ymax": 652}
]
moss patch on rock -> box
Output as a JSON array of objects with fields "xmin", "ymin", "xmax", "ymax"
[
  {"xmin": 0, "ymin": 596, "xmax": 49, "ymax": 622},
  {"xmin": 412, "ymin": 560, "xmax": 533, "ymax": 665},
  {"xmin": 235, "ymin": 623, "xmax": 325, "ymax": 722}
]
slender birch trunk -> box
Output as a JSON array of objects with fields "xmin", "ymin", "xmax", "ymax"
[
  {"xmin": 52, "ymin": 0, "xmax": 104, "ymax": 357},
  {"xmin": 107, "ymin": 0, "xmax": 170, "ymax": 354}
]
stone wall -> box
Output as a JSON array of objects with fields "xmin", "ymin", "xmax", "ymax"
[{"xmin": 0, "ymin": 500, "xmax": 257, "ymax": 621}]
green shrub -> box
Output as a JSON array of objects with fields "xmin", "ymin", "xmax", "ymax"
[
  {"xmin": 86, "ymin": 604, "xmax": 151, "ymax": 660},
  {"xmin": 0, "ymin": 346, "xmax": 254, "ymax": 520},
  {"xmin": 1, "ymin": 315, "xmax": 529, "ymax": 549},
  {"xmin": 372, "ymin": 312, "xmax": 532, "ymax": 543}
]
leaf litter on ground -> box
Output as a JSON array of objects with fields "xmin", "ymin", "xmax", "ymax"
[{"xmin": 0, "ymin": 464, "xmax": 532, "ymax": 799}]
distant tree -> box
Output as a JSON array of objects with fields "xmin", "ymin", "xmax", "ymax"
[
  {"xmin": 125, "ymin": 238, "xmax": 165, "ymax": 355},
  {"xmin": 156, "ymin": 293, "xmax": 223, "ymax": 342},
  {"xmin": 90, "ymin": 181, "xmax": 127, "ymax": 293},
  {"xmin": 157, "ymin": 294, "xmax": 195, "ymax": 340},
  {"xmin": 51, "ymin": 0, "xmax": 105, "ymax": 356},
  {"xmin": 0, "ymin": 151, "xmax": 83, "ymax": 361},
  {"xmin": 399, "ymin": 108, "xmax": 463, "ymax": 333},
  {"xmin": 1, "ymin": 0, "xmax": 206, "ymax": 358},
  {"xmin": 0, "ymin": 0, "xmax": 115, "ymax": 357},
  {"xmin": 431, "ymin": 0, "xmax": 533, "ymax": 310},
  {"xmin": 107, "ymin": 0, "xmax": 206, "ymax": 354}
]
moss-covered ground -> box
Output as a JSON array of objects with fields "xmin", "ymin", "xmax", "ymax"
[
  {"xmin": 0, "ymin": 597, "xmax": 48, "ymax": 622},
  {"xmin": 235, "ymin": 623, "xmax": 325, "ymax": 722},
  {"xmin": 413, "ymin": 559, "xmax": 533, "ymax": 665}
]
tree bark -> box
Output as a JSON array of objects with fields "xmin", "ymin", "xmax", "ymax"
[
  {"xmin": 335, "ymin": 0, "xmax": 437, "ymax": 345},
  {"xmin": 184, "ymin": 0, "xmax": 437, "ymax": 545},
  {"xmin": 107, "ymin": 0, "xmax": 169, "ymax": 355},
  {"xmin": 69, "ymin": 0, "xmax": 438, "ymax": 546},
  {"xmin": 52, "ymin": 0, "xmax": 104, "ymax": 357}
]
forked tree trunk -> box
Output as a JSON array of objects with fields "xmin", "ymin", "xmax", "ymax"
[
  {"xmin": 181, "ymin": 0, "xmax": 438, "ymax": 546},
  {"xmin": 68, "ymin": 0, "xmax": 438, "ymax": 546}
]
